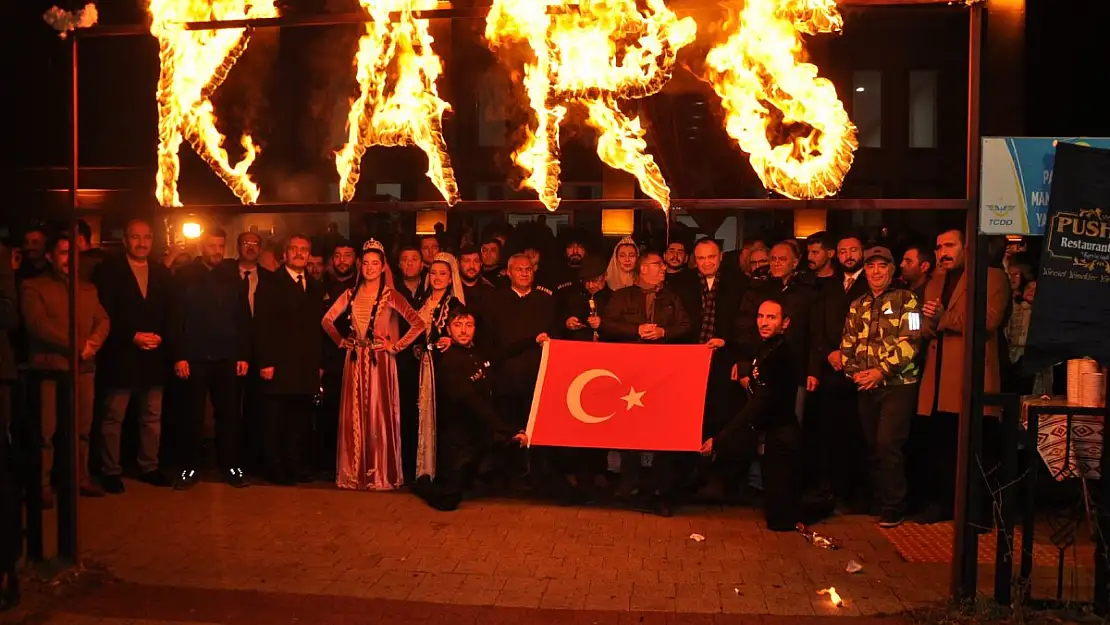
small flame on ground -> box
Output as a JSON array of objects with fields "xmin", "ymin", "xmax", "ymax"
[
  {"xmin": 818, "ymin": 587, "xmax": 844, "ymax": 607},
  {"xmin": 149, "ymin": 0, "xmax": 276, "ymax": 207},
  {"xmin": 335, "ymin": 0, "xmax": 459, "ymax": 205},
  {"xmin": 485, "ymin": 0, "xmax": 696, "ymax": 212},
  {"xmin": 704, "ymin": 0, "xmax": 858, "ymax": 200}
]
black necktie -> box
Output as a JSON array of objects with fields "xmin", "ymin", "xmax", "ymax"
[{"xmin": 296, "ymin": 274, "xmax": 305, "ymax": 291}]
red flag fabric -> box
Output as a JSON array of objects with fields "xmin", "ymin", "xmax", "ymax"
[{"xmin": 526, "ymin": 340, "xmax": 712, "ymax": 452}]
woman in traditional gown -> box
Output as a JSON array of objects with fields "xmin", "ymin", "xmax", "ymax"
[
  {"xmin": 414, "ymin": 252, "xmax": 467, "ymax": 483},
  {"xmin": 606, "ymin": 237, "xmax": 639, "ymax": 291},
  {"xmin": 322, "ymin": 239, "xmax": 426, "ymax": 490}
]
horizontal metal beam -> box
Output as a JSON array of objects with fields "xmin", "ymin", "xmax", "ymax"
[
  {"xmin": 76, "ymin": 0, "xmax": 961, "ymax": 38},
  {"xmin": 157, "ymin": 198, "xmax": 968, "ymax": 214}
]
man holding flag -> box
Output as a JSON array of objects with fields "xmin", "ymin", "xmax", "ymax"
[
  {"xmin": 598, "ymin": 251, "xmax": 691, "ymax": 516},
  {"xmin": 701, "ymin": 298, "xmax": 801, "ymax": 531}
]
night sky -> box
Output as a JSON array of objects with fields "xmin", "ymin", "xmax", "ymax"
[{"xmin": 10, "ymin": 0, "xmax": 1110, "ymax": 175}]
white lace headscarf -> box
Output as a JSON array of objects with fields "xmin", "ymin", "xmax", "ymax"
[
  {"xmin": 425, "ymin": 252, "xmax": 466, "ymax": 307},
  {"xmin": 606, "ymin": 237, "xmax": 639, "ymax": 291}
]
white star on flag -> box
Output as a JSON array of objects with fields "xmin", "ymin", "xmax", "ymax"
[{"xmin": 620, "ymin": 387, "xmax": 645, "ymax": 410}]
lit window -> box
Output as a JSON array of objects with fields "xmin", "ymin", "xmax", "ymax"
[
  {"xmin": 852, "ymin": 71, "xmax": 882, "ymax": 148},
  {"xmin": 909, "ymin": 70, "xmax": 938, "ymax": 148}
]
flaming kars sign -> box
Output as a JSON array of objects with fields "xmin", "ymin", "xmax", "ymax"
[
  {"xmin": 484, "ymin": 0, "xmax": 696, "ymax": 212},
  {"xmin": 149, "ymin": 0, "xmax": 277, "ymax": 207},
  {"xmin": 704, "ymin": 0, "xmax": 858, "ymax": 200},
  {"xmin": 335, "ymin": 0, "xmax": 460, "ymax": 205}
]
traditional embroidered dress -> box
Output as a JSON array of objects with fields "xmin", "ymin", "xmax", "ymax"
[
  {"xmin": 414, "ymin": 253, "xmax": 466, "ymax": 480},
  {"xmin": 322, "ymin": 260, "xmax": 425, "ymax": 491}
]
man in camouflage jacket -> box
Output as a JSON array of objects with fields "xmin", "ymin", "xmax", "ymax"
[{"xmin": 840, "ymin": 246, "xmax": 922, "ymax": 528}]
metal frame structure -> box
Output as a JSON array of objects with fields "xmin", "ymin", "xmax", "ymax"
[{"xmin": 52, "ymin": 1, "xmax": 987, "ymax": 600}]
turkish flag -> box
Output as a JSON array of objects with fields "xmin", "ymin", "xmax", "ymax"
[{"xmin": 526, "ymin": 340, "xmax": 712, "ymax": 452}]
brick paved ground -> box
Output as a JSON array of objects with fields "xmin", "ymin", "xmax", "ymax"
[{"xmin": 9, "ymin": 477, "xmax": 1089, "ymax": 623}]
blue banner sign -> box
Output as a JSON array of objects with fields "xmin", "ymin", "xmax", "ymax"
[{"xmin": 979, "ymin": 137, "xmax": 1110, "ymax": 235}]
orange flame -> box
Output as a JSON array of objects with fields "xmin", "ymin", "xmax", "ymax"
[
  {"xmin": 704, "ymin": 0, "xmax": 857, "ymax": 200},
  {"xmin": 818, "ymin": 587, "xmax": 844, "ymax": 607},
  {"xmin": 149, "ymin": 0, "xmax": 276, "ymax": 207},
  {"xmin": 485, "ymin": 0, "xmax": 696, "ymax": 211},
  {"xmin": 335, "ymin": 0, "xmax": 459, "ymax": 205}
]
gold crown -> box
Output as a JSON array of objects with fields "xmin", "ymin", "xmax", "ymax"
[{"xmin": 362, "ymin": 238, "xmax": 385, "ymax": 253}]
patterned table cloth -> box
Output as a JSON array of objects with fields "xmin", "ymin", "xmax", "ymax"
[{"xmin": 1022, "ymin": 396, "xmax": 1105, "ymax": 481}]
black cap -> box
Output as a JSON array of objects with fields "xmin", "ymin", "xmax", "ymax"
[{"xmin": 578, "ymin": 255, "xmax": 608, "ymax": 280}]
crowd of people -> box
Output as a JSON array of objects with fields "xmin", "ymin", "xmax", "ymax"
[{"xmin": 0, "ymin": 215, "xmax": 1049, "ymax": 541}]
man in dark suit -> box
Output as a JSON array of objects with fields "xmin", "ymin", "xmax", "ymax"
[
  {"xmin": 807, "ymin": 234, "xmax": 871, "ymax": 511},
  {"xmin": 317, "ymin": 240, "xmax": 357, "ymax": 476},
  {"xmin": 169, "ymin": 228, "xmax": 251, "ymax": 491},
  {"xmin": 234, "ymin": 230, "xmax": 269, "ymax": 475},
  {"xmin": 93, "ymin": 219, "xmax": 173, "ymax": 492},
  {"xmin": 254, "ymin": 234, "xmax": 325, "ymax": 485},
  {"xmin": 671, "ymin": 238, "xmax": 745, "ymax": 494}
]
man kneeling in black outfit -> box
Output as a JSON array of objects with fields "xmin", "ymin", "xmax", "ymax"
[
  {"xmin": 414, "ymin": 308, "xmax": 526, "ymax": 511},
  {"xmin": 700, "ymin": 298, "xmax": 802, "ymax": 531}
]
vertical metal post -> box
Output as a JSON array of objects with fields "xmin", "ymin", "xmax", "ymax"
[
  {"xmin": 58, "ymin": 35, "xmax": 81, "ymax": 563},
  {"xmin": 951, "ymin": 3, "xmax": 984, "ymax": 601}
]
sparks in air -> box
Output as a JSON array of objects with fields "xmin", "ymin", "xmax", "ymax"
[
  {"xmin": 704, "ymin": 0, "xmax": 858, "ymax": 200},
  {"xmin": 485, "ymin": 0, "xmax": 696, "ymax": 212},
  {"xmin": 335, "ymin": 0, "xmax": 459, "ymax": 205},
  {"xmin": 149, "ymin": 0, "xmax": 276, "ymax": 207}
]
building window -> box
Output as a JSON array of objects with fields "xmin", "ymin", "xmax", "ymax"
[
  {"xmin": 852, "ymin": 71, "xmax": 882, "ymax": 148},
  {"xmin": 477, "ymin": 70, "xmax": 509, "ymax": 147},
  {"xmin": 908, "ymin": 70, "xmax": 938, "ymax": 148}
]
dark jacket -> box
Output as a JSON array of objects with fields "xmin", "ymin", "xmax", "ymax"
[
  {"xmin": 733, "ymin": 273, "xmax": 819, "ymax": 384},
  {"xmin": 672, "ymin": 270, "xmax": 745, "ymax": 382},
  {"xmin": 0, "ymin": 245, "xmax": 17, "ymax": 381},
  {"xmin": 254, "ymin": 267, "xmax": 326, "ymax": 395},
  {"xmin": 811, "ymin": 270, "xmax": 871, "ymax": 383},
  {"xmin": 600, "ymin": 284, "xmax": 691, "ymax": 343},
  {"xmin": 322, "ymin": 272, "xmax": 357, "ymax": 374},
  {"xmin": 716, "ymin": 334, "xmax": 798, "ymax": 452},
  {"xmin": 169, "ymin": 260, "xmax": 250, "ymax": 364},
  {"xmin": 486, "ymin": 286, "xmax": 558, "ymax": 396},
  {"xmin": 557, "ymin": 284, "xmax": 613, "ymax": 342},
  {"xmin": 435, "ymin": 344, "xmax": 517, "ymax": 441},
  {"xmin": 92, "ymin": 254, "xmax": 172, "ymax": 389}
]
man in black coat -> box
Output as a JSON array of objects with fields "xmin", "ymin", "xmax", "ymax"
[
  {"xmin": 394, "ymin": 242, "xmax": 426, "ymax": 482},
  {"xmin": 484, "ymin": 253, "xmax": 558, "ymax": 487},
  {"xmin": 458, "ymin": 245, "xmax": 495, "ymax": 334},
  {"xmin": 233, "ymin": 230, "xmax": 272, "ymax": 475},
  {"xmin": 701, "ymin": 298, "xmax": 802, "ymax": 531},
  {"xmin": 601, "ymin": 251, "xmax": 691, "ymax": 516},
  {"xmin": 254, "ymin": 234, "xmax": 325, "ymax": 485},
  {"xmin": 316, "ymin": 240, "xmax": 357, "ymax": 476},
  {"xmin": 807, "ymin": 234, "xmax": 871, "ymax": 510},
  {"xmin": 92, "ymin": 219, "xmax": 173, "ymax": 492},
  {"xmin": 169, "ymin": 228, "xmax": 251, "ymax": 490},
  {"xmin": 671, "ymin": 238, "xmax": 746, "ymax": 495},
  {"xmin": 415, "ymin": 309, "xmax": 525, "ymax": 511},
  {"xmin": 672, "ymin": 239, "xmax": 744, "ymax": 430}
]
